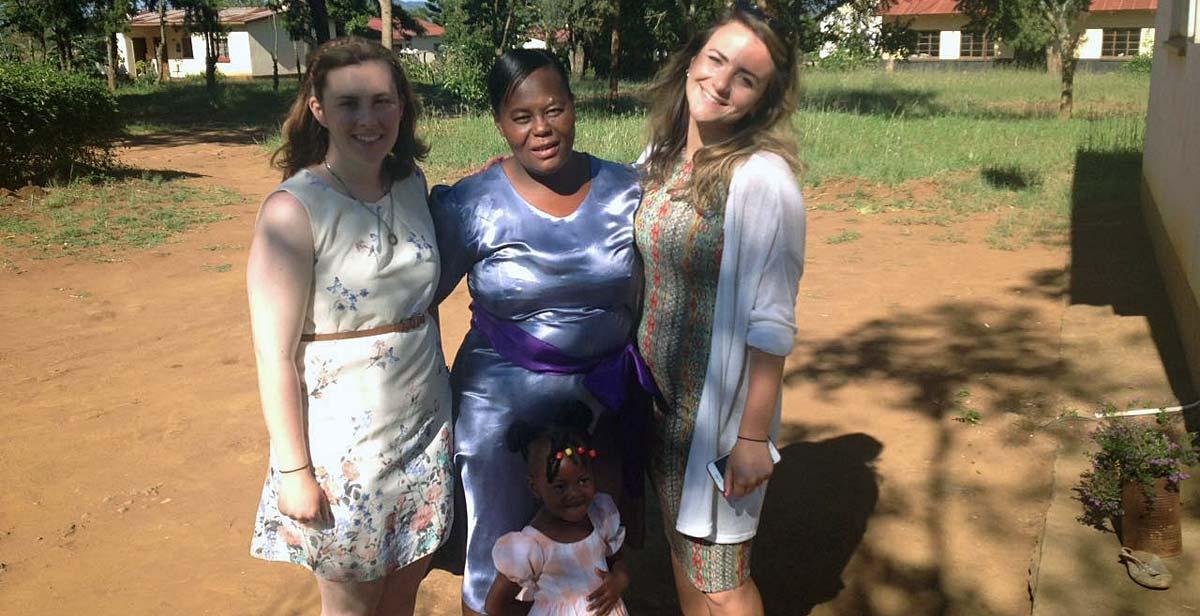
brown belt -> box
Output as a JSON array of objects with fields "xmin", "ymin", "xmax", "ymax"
[{"xmin": 300, "ymin": 314, "xmax": 427, "ymax": 342}]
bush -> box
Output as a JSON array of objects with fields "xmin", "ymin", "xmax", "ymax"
[
  {"xmin": 1121, "ymin": 54, "xmax": 1153, "ymax": 75},
  {"xmin": 428, "ymin": 43, "xmax": 489, "ymax": 110},
  {"xmin": 0, "ymin": 62, "xmax": 122, "ymax": 188}
]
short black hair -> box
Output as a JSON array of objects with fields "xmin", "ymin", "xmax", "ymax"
[
  {"xmin": 506, "ymin": 401, "xmax": 594, "ymax": 483},
  {"xmin": 487, "ymin": 48, "xmax": 573, "ymax": 115}
]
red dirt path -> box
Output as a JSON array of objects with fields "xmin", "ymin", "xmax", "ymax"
[{"xmin": 0, "ymin": 138, "xmax": 1084, "ymax": 615}]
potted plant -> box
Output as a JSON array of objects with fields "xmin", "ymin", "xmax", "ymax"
[{"xmin": 1076, "ymin": 412, "xmax": 1197, "ymax": 557}]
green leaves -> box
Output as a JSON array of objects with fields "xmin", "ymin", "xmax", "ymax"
[{"xmin": 0, "ymin": 61, "xmax": 122, "ymax": 187}]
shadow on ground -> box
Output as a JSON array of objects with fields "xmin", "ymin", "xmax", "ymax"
[
  {"xmin": 623, "ymin": 427, "xmax": 883, "ymax": 615},
  {"xmin": 1066, "ymin": 146, "xmax": 1197, "ymax": 410}
]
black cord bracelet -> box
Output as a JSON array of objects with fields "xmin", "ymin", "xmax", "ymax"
[
  {"xmin": 279, "ymin": 463, "xmax": 311, "ymax": 474},
  {"xmin": 737, "ymin": 435, "xmax": 769, "ymax": 443}
]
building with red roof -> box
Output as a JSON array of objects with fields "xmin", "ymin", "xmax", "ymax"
[
  {"xmin": 117, "ymin": 7, "xmax": 338, "ymax": 79},
  {"xmin": 879, "ymin": 0, "xmax": 1157, "ymax": 64}
]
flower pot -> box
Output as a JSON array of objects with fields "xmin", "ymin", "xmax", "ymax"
[{"xmin": 1119, "ymin": 478, "xmax": 1182, "ymax": 557}]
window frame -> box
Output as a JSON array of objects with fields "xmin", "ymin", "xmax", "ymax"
[
  {"xmin": 215, "ymin": 34, "xmax": 230, "ymax": 64},
  {"xmin": 1101, "ymin": 27, "xmax": 1142, "ymax": 58},
  {"xmin": 959, "ymin": 30, "xmax": 994, "ymax": 59},
  {"xmin": 912, "ymin": 30, "xmax": 941, "ymax": 58}
]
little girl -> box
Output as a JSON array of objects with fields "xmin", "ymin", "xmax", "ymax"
[{"xmin": 484, "ymin": 405, "xmax": 630, "ymax": 616}]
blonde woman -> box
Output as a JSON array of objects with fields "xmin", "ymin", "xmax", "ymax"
[{"xmin": 635, "ymin": 3, "xmax": 806, "ymax": 615}]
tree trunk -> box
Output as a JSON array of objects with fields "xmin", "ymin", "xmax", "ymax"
[
  {"xmin": 294, "ymin": 39, "xmax": 304, "ymax": 82},
  {"xmin": 1059, "ymin": 53, "xmax": 1076, "ymax": 119},
  {"xmin": 311, "ymin": 0, "xmax": 331, "ymax": 43},
  {"xmin": 1046, "ymin": 46, "xmax": 1061, "ymax": 76},
  {"xmin": 106, "ymin": 32, "xmax": 119, "ymax": 91},
  {"xmin": 498, "ymin": 1, "xmax": 515, "ymax": 55},
  {"xmin": 381, "ymin": 1, "xmax": 393, "ymax": 49},
  {"xmin": 272, "ymin": 14, "xmax": 280, "ymax": 92},
  {"xmin": 205, "ymin": 32, "xmax": 218, "ymax": 100},
  {"xmin": 158, "ymin": 1, "xmax": 169, "ymax": 81},
  {"xmin": 608, "ymin": 0, "xmax": 621, "ymax": 107}
]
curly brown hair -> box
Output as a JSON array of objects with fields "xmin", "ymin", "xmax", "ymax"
[
  {"xmin": 271, "ymin": 37, "xmax": 429, "ymax": 180},
  {"xmin": 641, "ymin": 6, "xmax": 803, "ymax": 214}
]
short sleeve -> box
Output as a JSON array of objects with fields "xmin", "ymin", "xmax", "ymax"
[
  {"xmin": 428, "ymin": 184, "xmax": 476, "ymax": 306},
  {"xmin": 492, "ymin": 531, "xmax": 545, "ymax": 601},
  {"xmin": 589, "ymin": 493, "xmax": 626, "ymax": 556}
]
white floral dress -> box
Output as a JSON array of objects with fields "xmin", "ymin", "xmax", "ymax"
[
  {"xmin": 250, "ymin": 168, "xmax": 453, "ymax": 581},
  {"xmin": 492, "ymin": 493, "xmax": 628, "ymax": 616}
]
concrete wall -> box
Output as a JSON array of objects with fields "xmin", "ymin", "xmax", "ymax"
[
  {"xmin": 885, "ymin": 11, "xmax": 1155, "ymax": 61},
  {"xmin": 1078, "ymin": 10, "xmax": 1158, "ymax": 58},
  {"xmin": 1142, "ymin": 1, "xmax": 1200, "ymax": 387},
  {"xmin": 246, "ymin": 18, "xmax": 307, "ymax": 77},
  {"xmin": 884, "ymin": 14, "xmax": 1015, "ymax": 60}
]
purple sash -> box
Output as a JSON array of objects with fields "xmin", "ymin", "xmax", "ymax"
[{"xmin": 470, "ymin": 304, "xmax": 661, "ymax": 494}]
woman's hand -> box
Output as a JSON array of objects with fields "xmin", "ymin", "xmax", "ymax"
[
  {"xmin": 723, "ymin": 439, "xmax": 775, "ymax": 499},
  {"xmin": 277, "ymin": 470, "xmax": 333, "ymax": 529},
  {"xmin": 586, "ymin": 565, "xmax": 629, "ymax": 615}
]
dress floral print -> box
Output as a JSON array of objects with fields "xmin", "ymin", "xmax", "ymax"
[{"xmin": 251, "ymin": 168, "xmax": 454, "ymax": 582}]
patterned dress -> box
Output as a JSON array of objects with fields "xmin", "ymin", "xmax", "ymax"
[
  {"xmin": 635, "ymin": 160, "xmax": 751, "ymax": 592},
  {"xmin": 492, "ymin": 493, "xmax": 628, "ymax": 616},
  {"xmin": 250, "ymin": 168, "xmax": 454, "ymax": 582}
]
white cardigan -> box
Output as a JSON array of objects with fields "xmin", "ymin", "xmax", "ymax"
[{"xmin": 665, "ymin": 151, "xmax": 806, "ymax": 542}]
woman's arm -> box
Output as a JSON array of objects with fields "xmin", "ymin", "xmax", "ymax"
[
  {"xmin": 722, "ymin": 155, "xmax": 806, "ymax": 499},
  {"xmin": 724, "ymin": 349, "xmax": 784, "ymax": 498},
  {"xmin": 246, "ymin": 191, "xmax": 330, "ymax": 527}
]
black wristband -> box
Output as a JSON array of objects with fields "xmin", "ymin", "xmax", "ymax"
[
  {"xmin": 737, "ymin": 435, "xmax": 769, "ymax": 443},
  {"xmin": 279, "ymin": 463, "xmax": 311, "ymax": 474}
]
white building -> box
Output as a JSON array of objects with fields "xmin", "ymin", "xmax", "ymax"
[
  {"xmin": 879, "ymin": 0, "xmax": 1157, "ymax": 64},
  {"xmin": 1142, "ymin": 0, "xmax": 1200, "ymax": 387},
  {"xmin": 117, "ymin": 7, "xmax": 327, "ymax": 79}
]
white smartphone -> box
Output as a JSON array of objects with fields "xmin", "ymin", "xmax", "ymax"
[{"xmin": 707, "ymin": 440, "xmax": 782, "ymax": 494}]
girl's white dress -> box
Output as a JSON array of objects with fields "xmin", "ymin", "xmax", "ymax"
[
  {"xmin": 249, "ymin": 168, "xmax": 454, "ymax": 581},
  {"xmin": 492, "ymin": 493, "xmax": 629, "ymax": 616}
]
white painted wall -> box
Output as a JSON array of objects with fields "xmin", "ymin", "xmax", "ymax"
[
  {"xmin": 246, "ymin": 18, "xmax": 307, "ymax": 77},
  {"xmin": 1144, "ymin": 2, "xmax": 1200, "ymax": 310},
  {"xmin": 940, "ymin": 30, "xmax": 961, "ymax": 59}
]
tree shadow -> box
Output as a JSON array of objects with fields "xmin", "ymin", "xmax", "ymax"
[
  {"xmin": 800, "ymin": 87, "xmax": 944, "ymax": 118},
  {"xmin": 981, "ymin": 165, "xmax": 1041, "ymax": 190},
  {"xmin": 622, "ymin": 425, "xmax": 882, "ymax": 615},
  {"xmin": 1067, "ymin": 146, "xmax": 1198, "ymax": 414},
  {"xmin": 120, "ymin": 127, "xmax": 269, "ymax": 147}
]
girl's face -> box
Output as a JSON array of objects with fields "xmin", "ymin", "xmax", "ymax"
[
  {"xmin": 685, "ymin": 22, "xmax": 775, "ymax": 130},
  {"xmin": 495, "ymin": 67, "xmax": 576, "ymax": 178},
  {"xmin": 531, "ymin": 451, "xmax": 596, "ymax": 524},
  {"xmin": 309, "ymin": 60, "xmax": 403, "ymax": 167}
]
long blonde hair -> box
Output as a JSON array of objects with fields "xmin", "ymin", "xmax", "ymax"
[
  {"xmin": 641, "ymin": 6, "xmax": 802, "ymax": 214},
  {"xmin": 271, "ymin": 37, "xmax": 429, "ymax": 180}
]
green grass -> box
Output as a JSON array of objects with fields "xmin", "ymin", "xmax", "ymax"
[
  {"xmin": 1, "ymin": 174, "xmax": 241, "ymax": 257},
  {"xmin": 826, "ymin": 229, "xmax": 863, "ymax": 244},
  {"xmin": 121, "ymin": 68, "xmax": 1151, "ymax": 248}
]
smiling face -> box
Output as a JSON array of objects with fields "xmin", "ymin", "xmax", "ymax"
[
  {"xmin": 685, "ymin": 21, "xmax": 775, "ymax": 135},
  {"xmin": 309, "ymin": 59, "xmax": 403, "ymax": 168},
  {"xmin": 529, "ymin": 441, "xmax": 596, "ymax": 524},
  {"xmin": 495, "ymin": 66, "xmax": 576, "ymax": 178}
]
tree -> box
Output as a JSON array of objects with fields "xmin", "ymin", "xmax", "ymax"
[
  {"xmin": 381, "ymin": 0, "xmax": 392, "ymax": 47},
  {"xmin": 958, "ymin": 0, "xmax": 1091, "ymax": 118},
  {"xmin": 96, "ymin": 0, "xmax": 134, "ymax": 91},
  {"xmin": 177, "ymin": 0, "xmax": 224, "ymax": 97}
]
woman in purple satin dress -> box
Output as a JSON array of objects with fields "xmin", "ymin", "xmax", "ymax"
[{"xmin": 429, "ymin": 49, "xmax": 649, "ymax": 616}]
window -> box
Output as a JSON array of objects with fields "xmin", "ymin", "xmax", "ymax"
[
  {"xmin": 1102, "ymin": 28, "xmax": 1141, "ymax": 57},
  {"xmin": 177, "ymin": 37, "xmax": 194, "ymax": 60},
  {"xmin": 913, "ymin": 31, "xmax": 940, "ymax": 58},
  {"xmin": 215, "ymin": 34, "xmax": 230, "ymax": 63},
  {"xmin": 960, "ymin": 31, "xmax": 993, "ymax": 58}
]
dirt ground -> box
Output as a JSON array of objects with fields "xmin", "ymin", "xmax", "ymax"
[{"xmin": 1, "ymin": 134, "xmax": 1101, "ymax": 615}]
